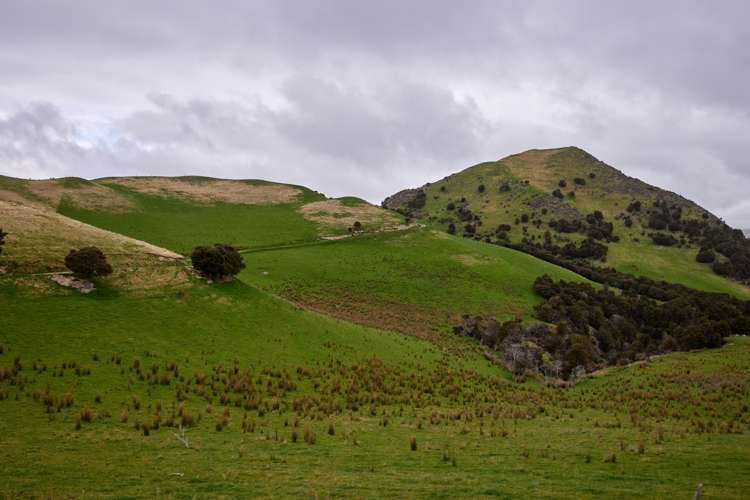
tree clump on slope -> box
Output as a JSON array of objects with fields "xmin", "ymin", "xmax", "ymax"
[
  {"xmin": 191, "ymin": 244, "xmax": 245, "ymax": 280},
  {"xmin": 64, "ymin": 247, "xmax": 113, "ymax": 279},
  {"xmin": 455, "ymin": 274, "xmax": 750, "ymax": 379}
]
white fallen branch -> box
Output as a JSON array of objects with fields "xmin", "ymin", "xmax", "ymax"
[{"xmin": 171, "ymin": 425, "xmax": 189, "ymax": 448}]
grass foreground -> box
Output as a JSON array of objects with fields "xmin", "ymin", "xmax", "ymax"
[{"xmin": 1, "ymin": 272, "xmax": 749, "ymax": 498}]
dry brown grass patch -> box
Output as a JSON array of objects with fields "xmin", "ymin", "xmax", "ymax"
[
  {"xmin": 29, "ymin": 180, "xmax": 134, "ymax": 211},
  {"xmin": 0, "ymin": 200, "xmax": 187, "ymax": 291},
  {"xmin": 103, "ymin": 177, "xmax": 301, "ymax": 205},
  {"xmin": 300, "ymin": 199, "xmax": 402, "ymax": 231},
  {"xmin": 501, "ymin": 148, "xmax": 566, "ymax": 191},
  {"xmin": 451, "ymin": 254, "xmax": 492, "ymax": 267}
]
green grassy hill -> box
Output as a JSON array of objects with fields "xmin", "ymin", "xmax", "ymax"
[
  {"xmin": 1, "ymin": 172, "xmax": 750, "ymax": 498},
  {"xmin": 242, "ymin": 229, "xmax": 589, "ymax": 338},
  {"xmin": 384, "ymin": 147, "xmax": 750, "ymax": 298}
]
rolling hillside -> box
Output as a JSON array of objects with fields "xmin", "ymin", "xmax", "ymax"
[
  {"xmin": 1, "ymin": 171, "xmax": 750, "ymax": 498},
  {"xmin": 242, "ymin": 229, "xmax": 588, "ymax": 339},
  {"xmin": 383, "ymin": 147, "xmax": 750, "ymax": 298},
  {"xmin": 0, "ymin": 175, "xmax": 406, "ymax": 254}
]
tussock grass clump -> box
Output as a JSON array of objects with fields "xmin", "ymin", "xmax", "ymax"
[
  {"xmin": 61, "ymin": 392, "xmax": 74, "ymax": 409},
  {"xmin": 79, "ymin": 407, "xmax": 94, "ymax": 423},
  {"xmin": 180, "ymin": 409, "xmax": 195, "ymax": 428},
  {"xmin": 304, "ymin": 427, "xmax": 316, "ymax": 445},
  {"xmin": 216, "ymin": 415, "xmax": 229, "ymax": 431}
]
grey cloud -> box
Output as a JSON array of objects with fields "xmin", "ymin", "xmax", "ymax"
[{"xmin": 0, "ymin": 1, "xmax": 748, "ymax": 225}]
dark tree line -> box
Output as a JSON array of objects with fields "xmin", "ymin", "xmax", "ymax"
[
  {"xmin": 505, "ymin": 240, "xmax": 732, "ymax": 302},
  {"xmin": 455, "ymin": 274, "xmax": 750, "ymax": 379}
]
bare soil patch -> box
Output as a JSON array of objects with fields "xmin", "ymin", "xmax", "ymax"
[{"xmin": 103, "ymin": 177, "xmax": 301, "ymax": 204}]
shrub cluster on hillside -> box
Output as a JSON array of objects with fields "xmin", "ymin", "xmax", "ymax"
[
  {"xmin": 455, "ymin": 275, "xmax": 750, "ymax": 379},
  {"xmin": 629, "ymin": 198, "xmax": 750, "ymax": 281}
]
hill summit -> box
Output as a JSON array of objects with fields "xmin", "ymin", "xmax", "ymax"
[{"xmin": 384, "ymin": 147, "xmax": 750, "ymax": 296}]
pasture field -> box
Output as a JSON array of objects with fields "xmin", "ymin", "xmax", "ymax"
[
  {"xmin": 57, "ymin": 183, "xmax": 325, "ymax": 253},
  {"xmin": 242, "ymin": 229, "xmax": 590, "ymax": 337},
  {"xmin": 1, "ymin": 276, "xmax": 749, "ymax": 498}
]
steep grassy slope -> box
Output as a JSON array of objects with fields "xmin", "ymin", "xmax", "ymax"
[
  {"xmin": 0, "ymin": 199, "xmax": 188, "ymax": 292},
  {"xmin": 384, "ymin": 147, "xmax": 750, "ymax": 298},
  {"xmin": 242, "ymin": 229, "xmax": 590, "ymax": 338},
  {"xmin": 1, "ymin": 277, "xmax": 749, "ymax": 498}
]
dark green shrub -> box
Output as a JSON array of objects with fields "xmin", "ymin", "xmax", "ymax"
[
  {"xmin": 652, "ymin": 233, "xmax": 678, "ymax": 246},
  {"xmin": 627, "ymin": 200, "xmax": 642, "ymax": 213},
  {"xmin": 696, "ymin": 249, "xmax": 715, "ymax": 263},
  {"xmin": 64, "ymin": 247, "xmax": 113, "ymax": 279},
  {"xmin": 191, "ymin": 244, "xmax": 245, "ymax": 279}
]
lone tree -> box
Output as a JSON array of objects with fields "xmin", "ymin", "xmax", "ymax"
[
  {"xmin": 65, "ymin": 247, "xmax": 113, "ymax": 279},
  {"xmin": 0, "ymin": 228, "xmax": 7, "ymax": 255},
  {"xmin": 191, "ymin": 244, "xmax": 245, "ymax": 279}
]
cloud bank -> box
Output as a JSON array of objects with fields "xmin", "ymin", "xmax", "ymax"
[{"xmin": 1, "ymin": 1, "xmax": 748, "ymax": 226}]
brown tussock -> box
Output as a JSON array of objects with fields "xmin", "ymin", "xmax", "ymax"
[
  {"xmin": 299, "ymin": 199, "xmax": 402, "ymax": 230},
  {"xmin": 102, "ymin": 177, "xmax": 301, "ymax": 205}
]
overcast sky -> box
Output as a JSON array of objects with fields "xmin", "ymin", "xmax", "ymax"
[{"xmin": 1, "ymin": 1, "xmax": 749, "ymax": 226}]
